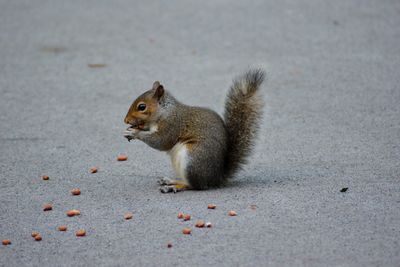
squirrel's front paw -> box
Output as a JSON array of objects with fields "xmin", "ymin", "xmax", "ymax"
[{"xmin": 123, "ymin": 128, "xmax": 139, "ymax": 141}]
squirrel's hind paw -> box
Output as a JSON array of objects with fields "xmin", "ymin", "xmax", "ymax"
[
  {"xmin": 159, "ymin": 184, "xmax": 188, "ymax": 193},
  {"xmin": 157, "ymin": 177, "xmax": 183, "ymax": 185},
  {"xmin": 160, "ymin": 185, "xmax": 179, "ymax": 193}
]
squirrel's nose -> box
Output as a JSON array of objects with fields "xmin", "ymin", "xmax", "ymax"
[{"xmin": 125, "ymin": 117, "xmax": 138, "ymax": 128}]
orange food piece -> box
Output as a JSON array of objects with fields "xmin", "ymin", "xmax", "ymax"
[
  {"xmin": 124, "ymin": 212, "xmax": 133, "ymax": 220},
  {"xmin": 183, "ymin": 214, "xmax": 191, "ymax": 221},
  {"xmin": 182, "ymin": 228, "xmax": 191, "ymax": 235},
  {"xmin": 66, "ymin": 209, "xmax": 80, "ymax": 217},
  {"xmin": 2, "ymin": 239, "xmax": 11, "ymax": 245},
  {"xmin": 43, "ymin": 203, "xmax": 53, "ymax": 211},
  {"xmin": 117, "ymin": 154, "xmax": 128, "ymax": 161},
  {"xmin": 34, "ymin": 235, "xmax": 42, "ymax": 241},
  {"xmin": 89, "ymin": 167, "xmax": 98, "ymax": 173},
  {"xmin": 137, "ymin": 123, "xmax": 146, "ymax": 130},
  {"xmin": 228, "ymin": 210, "xmax": 237, "ymax": 216},
  {"xmin": 195, "ymin": 220, "xmax": 205, "ymax": 228},
  {"xmin": 76, "ymin": 229, "xmax": 86, "ymax": 237},
  {"xmin": 177, "ymin": 212, "xmax": 184, "ymax": 219},
  {"xmin": 31, "ymin": 231, "xmax": 39, "ymax": 237},
  {"xmin": 58, "ymin": 225, "xmax": 67, "ymax": 231},
  {"xmin": 71, "ymin": 188, "xmax": 81, "ymax": 195},
  {"xmin": 42, "ymin": 175, "xmax": 49, "ymax": 180},
  {"xmin": 207, "ymin": 204, "xmax": 217, "ymax": 209}
]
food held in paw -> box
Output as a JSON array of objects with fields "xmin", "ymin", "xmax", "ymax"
[{"xmin": 137, "ymin": 123, "xmax": 146, "ymax": 130}]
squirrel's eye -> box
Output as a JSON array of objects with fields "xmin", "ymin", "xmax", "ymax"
[{"xmin": 137, "ymin": 103, "xmax": 146, "ymax": 111}]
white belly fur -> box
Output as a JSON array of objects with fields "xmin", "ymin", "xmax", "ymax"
[{"xmin": 168, "ymin": 142, "xmax": 189, "ymax": 180}]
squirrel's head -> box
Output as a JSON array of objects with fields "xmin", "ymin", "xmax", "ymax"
[{"xmin": 124, "ymin": 81, "xmax": 165, "ymax": 129}]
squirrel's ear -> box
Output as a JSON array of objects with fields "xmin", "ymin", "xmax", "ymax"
[
  {"xmin": 152, "ymin": 81, "xmax": 164, "ymax": 100},
  {"xmin": 152, "ymin": 81, "xmax": 161, "ymax": 90}
]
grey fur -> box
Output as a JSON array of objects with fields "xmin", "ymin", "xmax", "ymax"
[{"xmin": 223, "ymin": 69, "xmax": 265, "ymax": 178}]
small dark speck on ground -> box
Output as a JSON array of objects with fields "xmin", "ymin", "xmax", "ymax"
[{"xmin": 40, "ymin": 46, "xmax": 67, "ymax": 53}]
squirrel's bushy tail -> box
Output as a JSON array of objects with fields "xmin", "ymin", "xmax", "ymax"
[{"xmin": 223, "ymin": 69, "xmax": 265, "ymax": 178}]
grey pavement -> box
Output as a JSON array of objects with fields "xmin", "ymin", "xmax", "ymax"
[{"xmin": 0, "ymin": 0, "xmax": 399, "ymax": 266}]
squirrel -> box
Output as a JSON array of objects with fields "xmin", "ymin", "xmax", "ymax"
[{"xmin": 123, "ymin": 69, "xmax": 265, "ymax": 193}]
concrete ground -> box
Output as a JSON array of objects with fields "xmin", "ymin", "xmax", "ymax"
[{"xmin": 0, "ymin": 0, "xmax": 399, "ymax": 266}]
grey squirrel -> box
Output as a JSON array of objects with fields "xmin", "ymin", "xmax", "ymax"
[{"xmin": 123, "ymin": 69, "xmax": 265, "ymax": 193}]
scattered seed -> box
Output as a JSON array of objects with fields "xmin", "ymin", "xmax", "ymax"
[
  {"xmin": 71, "ymin": 188, "xmax": 81, "ymax": 196},
  {"xmin": 88, "ymin": 63, "xmax": 106, "ymax": 68},
  {"xmin": 43, "ymin": 204, "xmax": 53, "ymax": 211},
  {"xmin": 31, "ymin": 231, "xmax": 39, "ymax": 237},
  {"xmin": 228, "ymin": 210, "xmax": 237, "ymax": 216},
  {"xmin": 195, "ymin": 220, "xmax": 205, "ymax": 228},
  {"xmin": 76, "ymin": 229, "xmax": 86, "ymax": 237},
  {"xmin": 90, "ymin": 167, "xmax": 98, "ymax": 173},
  {"xmin": 42, "ymin": 175, "xmax": 49, "ymax": 180},
  {"xmin": 182, "ymin": 228, "xmax": 191, "ymax": 235},
  {"xmin": 177, "ymin": 212, "xmax": 184, "ymax": 219},
  {"xmin": 124, "ymin": 212, "xmax": 133, "ymax": 220},
  {"xmin": 183, "ymin": 214, "xmax": 191, "ymax": 221},
  {"xmin": 66, "ymin": 209, "xmax": 80, "ymax": 217},
  {"xmin": 207, "ymin": 204, "xmax": 217, "ymax": 209},
  {"xmin": 2, "ymin": 239, "xmax": 11, "ymax": 245},
  {"xmin": 250, "ymin": 205, "xmax": 257, "ymax": 210},
  {"xmin": 34, "ymin": 235, "xmax": 42, "ymax": 241},
  {"xmin": 167, "ymin": 243, "xmax": 173, "ymax": 248},
  {"xmin": 340, "ymin": 187, "xmax": 348, "ymax": 192},
  {"xmin": 58, "ymin": 225, "xmax": 67, "ymax": 231},
  {"xmin": 117, "ymin": 154, "xmax": 128, "ymax": 161},
  {"xmin": 205, "ymin": 222, "xmax": 212, "ymax": 228}
]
